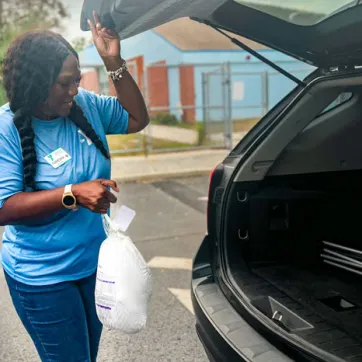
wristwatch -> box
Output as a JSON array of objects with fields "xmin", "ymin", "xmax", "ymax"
[{"xmin": 62, "ymin": 184, "xmax": 78, "ymax": 211}]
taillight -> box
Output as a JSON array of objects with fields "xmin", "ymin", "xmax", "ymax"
[
  {"xmin": 207, "ymin": 164, "xmax": 224, "ymax": 234},
  {"xmin": 206, "ymin": 167, "xmax": 216, "ymax": 230}
]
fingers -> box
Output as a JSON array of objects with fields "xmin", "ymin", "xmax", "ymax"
[
  {"xmin": 100, "ymin": 29, "xmax": 114, "ymax": 39},
  {"xmin": 93, "ymin": 11, "xmax": 103, "ymax": 33},
  {"xmin": 99, "ymin": 199, "xmax": 111, "ymax": 209},
  {"xmin": 90, "ymin": 11, "xmax": 118, "ymax": 38},
  {"xmin": 88, "ymin": 11, "xmax": 102, "ymax": 37},
  {"xmin": 106, "ymin": 29, "xmax": 118, "ymax": 36},
  {"xmin": 105, "ymin": 190, "xmax": 117, "ymax": 204},
  {"xmin": 101, "ymin": 180, "xmax": 119, "ymax": 193},
  {"xmin": 100, "ymin": 29, "xmax": 119, "ymax": 40},
  {"xmin": 87, "ymin": 18, "xmax": 98, "ymax": 38},
  {"xmin": 95, "ymin": 198, "xmax": 110, "ymax": 214},
  {"xmin": 96, "ymin": 205, "xmax": 109, "ymax": 214},
  {"xmin": 99, "ymin": 179, "xmax": 118, "ymax": 204},
  {"xmin": 93, "ymin": 10, "xmax": 100, "ymax": 25}
]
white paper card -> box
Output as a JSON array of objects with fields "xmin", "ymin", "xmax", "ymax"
[{"xmin": 113, "ymin": 205, "xmax": 136, "ymax": 232}]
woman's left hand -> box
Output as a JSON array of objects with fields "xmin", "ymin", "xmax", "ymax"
[{"xmin": 88, "ymin": 11, "xmax": 121, "ymax": 59}]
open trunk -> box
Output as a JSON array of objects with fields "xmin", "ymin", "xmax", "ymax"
[
  {"xmin": 225, "ymin": 170, "xmax": 362, "ymax": 360},
  {"xmin": 83, "ymin": 0, "xmax": 362, "ymax": 69}
]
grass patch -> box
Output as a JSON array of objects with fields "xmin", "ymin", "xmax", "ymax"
[
  {"xmin": 107, "ymin": 117, "xmax": 260, "ymax": 156},
  {"xmin": 151, "ymin": 138, "xmax": 191, "ymax": 149},
  {"xmin": 107, "ymin": 134, "xmax": 143, "ymax": 152},
  {"xmin": 151, "ymin": 117, "xmax": 260, "ymax": 133},
  {"xmin": 151, "ymin": 119, "xmax": 198, "ymax": 130},
  {"xmin": 205, "ymin": 118, "xmax": 260, "ymax": 134},
  {"xmin": 233, "ymin": 118, "xmax": 260, "ymax": 133},
  {"xmin": 107, "ymin": 134, "xmax": 191, "ymax": 157}
]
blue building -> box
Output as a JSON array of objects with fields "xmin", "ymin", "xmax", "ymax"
[{"xmin": 79, "ymin": 18, "xmax": 314, "ymax": 122}]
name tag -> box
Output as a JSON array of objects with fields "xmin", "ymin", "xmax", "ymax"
[{"xmin": 44, "ymin": 148, "xmax": 71, "ymax": 169}]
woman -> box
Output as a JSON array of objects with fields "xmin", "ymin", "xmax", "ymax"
[{"xmin": 0, "ymin": 11, "xmax": 149, "ymax": 362}]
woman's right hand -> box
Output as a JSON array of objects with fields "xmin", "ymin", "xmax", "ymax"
[{"xmin": 72, "ymin": 179, "xmax": 119, "ymax": 214}]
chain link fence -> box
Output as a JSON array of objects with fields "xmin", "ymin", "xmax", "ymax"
[{"xmin": 106, "ymin": 61, "xmax": 313, "ymax": 156}]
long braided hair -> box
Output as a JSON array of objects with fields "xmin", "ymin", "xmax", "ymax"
[{"xmin": 2, "ymin": 30, "xmax": 110, "ymax": 190}]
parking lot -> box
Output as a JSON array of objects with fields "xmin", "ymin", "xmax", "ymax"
[{"xmin": 0, "ymin": 176, "xmax": 209, "ymax": 362}]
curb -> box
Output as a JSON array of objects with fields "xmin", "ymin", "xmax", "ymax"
[{"xmin": 112, "ymin": 168, "xmax": 213, "ymax": 183}]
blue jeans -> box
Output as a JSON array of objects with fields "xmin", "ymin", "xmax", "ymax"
[{"xmin": 4, "ymin": 270, "xmax": 103, "ymax": 362}]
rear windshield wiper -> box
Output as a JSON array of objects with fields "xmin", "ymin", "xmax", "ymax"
[{"xmin": 200, "ymin": 20, "xmax": 306, "ymax": 87}]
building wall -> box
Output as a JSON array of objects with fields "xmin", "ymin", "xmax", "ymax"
[
  {"xmin": 147, "ymin": 60, "xmax": 170, "ymax": 115},
  {"xmin": 179, "ymin": 65, "xmax": 195, "ymax": 123},
  {"xmin": 79, "ymin": 31, "xmax": 315, "ymax": 123},
  {"xmin": 122, "ymin": 32, "xmax": 184, "ymax": 117},
  {"xmin": 79, "ymin": 31, "xmax": 182, "ymax": 67},
  {"xmin": 121, "ymin": 31, "xmax": 182, "ymax": 65},
  {"xmin": 79, "ymin": 30, "xmax": 181, "ymax": 116},
  {"xmin": 79, "ymin": 69, "xmax": 100, "ymax": 94},
  {"xmin": 180, "ymin": 50, "xmax": 314, "ymax": 121}
]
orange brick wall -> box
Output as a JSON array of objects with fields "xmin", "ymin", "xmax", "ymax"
[
  {"xmin": 147, "ymin": 60, "xmax": 169, "ymax": 115},
  {"xmin": 179, "ymin": 65, "xmax": 195, "ymax": 123},
  {"xmin": 80, "ymin": 58, "xmax": 171, "ymax": 118},
  {"xmin": 80, "ymin": 70, "xmax": 100, "ymax": 93},
  {"xmin": 127, "ymin": 55, "xmax": 145, "ymax": 95}
]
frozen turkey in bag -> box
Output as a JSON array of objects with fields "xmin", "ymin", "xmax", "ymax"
[{"xmin": 95, "ymin": 213, "xmax": 152, "ymax": 334}]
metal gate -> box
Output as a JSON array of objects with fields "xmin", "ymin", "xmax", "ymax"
[
  {"xmin": 202, "ymin": 64, "xmax": 233, "ymax": 149},
  {"xmin": 202, "ymin": 64, "xmax": 270, "ymax": 150}
]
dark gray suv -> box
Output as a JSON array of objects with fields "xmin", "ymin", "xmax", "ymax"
[{"xmin": 82, "ymin": 1, "xmax": 362, "ymax": 360}]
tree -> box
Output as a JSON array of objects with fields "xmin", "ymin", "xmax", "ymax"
[
  {"xmin": 0, "ymin": 0, "xmax": 69, "ymax": 37},
  {"xmin": 72, "ymin": 36, "xmax": 93, "ymax": 52},
  {"xmin": 0, "ymin": 0, "xmax": 70, "ymax": 104}
]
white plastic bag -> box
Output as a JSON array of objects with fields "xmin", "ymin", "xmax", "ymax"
[{"xmin": 95, "ymin": 214, "xmax": 152, "ymax": 334}]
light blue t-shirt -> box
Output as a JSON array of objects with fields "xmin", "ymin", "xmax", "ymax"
[{"xmin": 0, "ymin": 88, "xmax": 129, "ymax": 285}]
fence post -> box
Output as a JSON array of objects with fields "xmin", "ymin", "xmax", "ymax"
[
  {"xmin": 143, "ymin": 126, "xmax": 151, "ymax": 158},
  {"xmin": 143, "ymin": 65, "xmax": 151, "ymax": 156},
  {"xmin": 261, "ymin": 71, "xmax": 269, "ymax": 116},
  {"xmin": 227, "ymin": 62, "xmax": 233, "ymax": 151},
  {"xmin": 202, "ymin": 72, "xmax": 211, "ymax": 146},
  {"xmin": 224, "ymin": 62, "xmax": 233, "ymax": 151}
]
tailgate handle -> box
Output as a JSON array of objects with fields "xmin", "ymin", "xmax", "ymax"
[
  {"xmin": 272, "ymin": 310, "xmax": 289, "ymax": 331},
  {"xmin": 272, "ymin": 310, "xmax": 283, "ymax": 322}
]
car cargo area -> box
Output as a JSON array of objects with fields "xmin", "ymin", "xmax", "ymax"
[{"xmin": 224, "ymin": 170, "xmax": 362, "ymax": 360}]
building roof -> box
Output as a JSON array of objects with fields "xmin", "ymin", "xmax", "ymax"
[
  {"xmin": 78, "ymin": 44, "xmax": 103, "ymax": 68},
  {"xmin": 78, "ymin": 17, "xmax": 269, "ymax": 68},
  {"xmin": 153, "ymin": 18, "xmax": 268, "ymax": 51}
]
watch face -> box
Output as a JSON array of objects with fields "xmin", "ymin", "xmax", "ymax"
[{"xmin": 63, "ymin": 195, "xmax": 76, "ymax": 207}]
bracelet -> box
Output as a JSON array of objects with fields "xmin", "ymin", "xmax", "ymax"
[{"xmin": 108, "ymin": 60, "xmax": 128, "ymax": 81}]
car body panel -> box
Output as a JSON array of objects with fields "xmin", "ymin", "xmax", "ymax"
[
  {"xmin": 81, "ymin": 0, "xmax": 362, "ymax": 68},
  {"xmin": 192, "ymin": 236, "xmax": 293, "ymax": 362}
]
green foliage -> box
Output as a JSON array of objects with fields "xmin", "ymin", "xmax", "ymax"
[
  {"xmin": 0, "ymin": 0, "xmax": 68, "ymax": 105},
  {"xmin": 71, "ymin": 36, "xmax": 93, "ymax": 52},
  {"xmin": 197, "ymin": 122, "xmax": 206, "ymax": 146},
  {"xmin": 0, "ymin": 81, "xmax": 6, "ymax": 104},
  {"xmin": 0, "ymin": 0, "xmax": 68, "ymax": 39},
  {"xmin": 151, "ymin": 112, "xmax": 179, "ymax": 126}
]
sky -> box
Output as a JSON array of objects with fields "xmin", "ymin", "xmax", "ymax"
[{"xmin": 60, "ymin": 0, "xmax": 91, "ymax": 42}]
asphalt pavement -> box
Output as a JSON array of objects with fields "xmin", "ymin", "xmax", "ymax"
[{"xmin": 0, "ymin": 176, "xmax": 210, "ymax": 362}]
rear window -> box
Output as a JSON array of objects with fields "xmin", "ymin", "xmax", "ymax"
[
  {"xmin": 234, "ymin": 0, "xmax": 359, "ymax": 26},
  {"xmin": 320, "ymin": 92, "xmax": 353, "ymax": 115}
]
